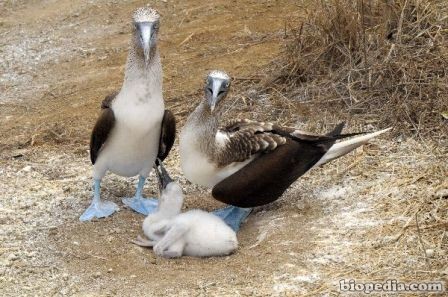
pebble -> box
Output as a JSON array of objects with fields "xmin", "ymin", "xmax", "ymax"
[
  {"xmin": 8, "ymin": 253, "xmax": 18, "ymax": 261},
  {"xmin": 21, "ymin": 166, "xmax": 32, "ymax": 172},
  {"xmin": 93, "ymin": 272, "xmax": 102, "ymax": 278},
  {"xmin": 60, "ymin": 287, "xmax": 70, "ymax": 295},
  {"xmin": 62, "ymin": 273, "xmax": 69, "ymax": 281},
  {"xmin": 107, "ymin": 268, "xmax": 113, "ymax": 273},
  {"xmin": 426, "ymin": 248, "xmax": 434, "ymax": 258}
]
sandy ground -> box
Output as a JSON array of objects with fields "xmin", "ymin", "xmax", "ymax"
[{"xmin": 1, "ymin": 0, "xmax": 447, "ymax": 296}]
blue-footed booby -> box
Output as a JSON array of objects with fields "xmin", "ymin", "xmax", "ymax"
[
  {"xmin": 179, "ymin": 70, "xmax": 391, "ymax": 231},
  {"xmin": 80, "ymin": 7, "xmax": 176, "ymax": 221}
]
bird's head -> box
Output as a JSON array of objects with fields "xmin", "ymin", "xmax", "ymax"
[
  {"xmin": 204, "ymin": 70, "xmax": 231, "ymax": 113},
  {"xmin": 132, "ymin": 7, "xmax": 160, "ymax": 64}
]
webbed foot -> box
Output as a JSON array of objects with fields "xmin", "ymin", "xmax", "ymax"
[
  {"xmin": 131, "ymin": 235, "xmax": 157, "ymax": 247},
  {"xmin": 213, "ymin": 206, "xmax": 252, "ymax": 232},
  {"xmin": 122, "ymin": 196, "xmax": 158, "ymax": 216},
  {"xmin": 80, "ymin": 200, "xmax": 119, "ymax": 221}
]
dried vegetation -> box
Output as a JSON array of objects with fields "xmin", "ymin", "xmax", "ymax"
[{"xmin": 265, "ymin": 0, "xmax": 448, "ymax": 140}]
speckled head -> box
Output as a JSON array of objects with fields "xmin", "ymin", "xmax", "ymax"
[
  {"xmin": 132, "ymin": 7, "xmax": 160, "ymax": 23},
  {"xmin": 205, "ymin": 70, "xmax": 231, "ymax": 113},
  {"xmin": 131, "ymin": 7, "xmax": 161, "ymax": 63}
]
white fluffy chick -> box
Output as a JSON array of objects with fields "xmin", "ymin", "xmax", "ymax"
[{"xmin": 132, "ymin": 162, "xmax": 238, "ymax": 258}]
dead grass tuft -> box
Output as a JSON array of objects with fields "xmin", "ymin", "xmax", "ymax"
[{"xmin": 266, "ymin": 0, "xmax": 448, "ymax": 140}]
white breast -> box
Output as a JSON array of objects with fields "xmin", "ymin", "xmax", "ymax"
[
  {"xmin": 93, "ymin": 83, "xmax": 164, "ymax": 179},
  {"xmin": 179, "ymin": 126, "xmax": 255, "ymax": 188}
]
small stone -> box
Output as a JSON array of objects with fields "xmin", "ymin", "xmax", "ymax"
[
  {"xmin": 93, "ymin": 272, "xmax": 102, "ymax": 278},
  {"xmin": 73, "ymin": 241, "xmax": 80, "ymax": 246},
  {"xmin": 60, "ymin": 287, "xmax": 70, "ymax": 295},
  {"xmin": 426, "ymin": 249, "xmax": 434, "ymax": 258},
  {"xmin": 107, "ymin": 268, "xmax": 113, "ymax": 273},
  {"xmin": 130, "ymin": 274, "xmax": 137, "ymax": 278},
  {"xmin": 21, "ymin": 166, "xmax": 32, "ymax": 172},
  {"xmin": 8, "ymin": 254, "xmax": 18, "ymax": 261},
  {"xmin": 150, "ymin": 259, "xmax": 156, "ymax": 264},
  {"xmin": 62, "ymin": 273, "xmax": 69, "ymax": 281}
]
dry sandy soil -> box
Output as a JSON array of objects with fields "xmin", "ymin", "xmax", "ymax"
[{"xmin": 0, "ymin": 0, "xmax": 447, "ymax": 296}]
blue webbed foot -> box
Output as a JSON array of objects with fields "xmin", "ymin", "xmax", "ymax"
[
  {"xmin": 80, "ymin": 200, "xmax": 119, "ymax": 221},
  {"xmin": 122, "ymin": 196, "xmax": 158, "ymax": 216},
  {"xmin": 123, "ymin": 175, "xmax": 159, "ymax": 215},
  {"xmin": 213, "ymin": 206, "xmax": 252, "ymax": 232}
]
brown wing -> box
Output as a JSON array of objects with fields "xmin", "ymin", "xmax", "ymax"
[
  {"xmin": 157, "ymin": 110, "xmax": 176, "ymax": 163},
  {"xmin": 214, "ymin": 119, "xmax": 347, "ymax": 167},
  {"xmin": 214, "ymin": 119, "xmax": 287, "ymax": 167},
  {"xmin": 101, "ymin": 91, "xmax": 118, "ymax": 109},
  {"xmin": 211, "ymin": 123, "xmax": 344, "ymax": 207},
  {"xmin": 90, "ymin": 93, "xmax": 117, "ymax": 164}
]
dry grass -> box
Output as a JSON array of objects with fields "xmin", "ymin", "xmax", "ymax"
[{"xmin": 264, "ymin": 0, "xmax": 448, "ymax": 140}]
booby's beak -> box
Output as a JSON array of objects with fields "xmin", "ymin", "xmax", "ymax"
[
  {"xmin": 137, "ymin": 22, "xmax": 153, "ymax": 64},
  {"xmin": 206, "ymin": 77, "xmax": 229, "ymax": 113},
  {"xmin": 155, "ymin": 160, "xmax": 174, "ymax": 192}
]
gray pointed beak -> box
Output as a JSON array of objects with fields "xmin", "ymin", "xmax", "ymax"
[
  {"xmin": 155, "ymin": 161, "xmax": 173, "ymax": 191},
  {"xmin": 137, "ymin": 22, "xmax": 152, "ymax": 63},
  {"xmin": 209, "ymin": 79, "xmax": 224, "ymax": 113}
]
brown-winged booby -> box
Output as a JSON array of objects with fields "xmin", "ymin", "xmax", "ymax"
[
  {"xmin": 80, "ymin": 7, "xmax": 176, "ymax": 221},
  {"xmin": 179, "ymin": 70, "xmax": 391, "ymax": 231}
]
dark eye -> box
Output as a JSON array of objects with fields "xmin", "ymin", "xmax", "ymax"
[
  {"xmin": 218, "ymin": 90, "xmax": 225, "ymax": 96},
  {"xmin": 207, "ymin": 88, "xmax": 213, "ymax": 94}
]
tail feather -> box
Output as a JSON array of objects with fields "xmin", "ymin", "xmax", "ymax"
[
  {"xmin": 289, "ymin": 122, "xmax": 368, "ymax": 145},
  {"xmin": 327, "ymin": 122, "xmax": 345, "ymax": 137},
  {"xmin": 314, "ymin": 127, "xmax": 392, "ymax": 167}
]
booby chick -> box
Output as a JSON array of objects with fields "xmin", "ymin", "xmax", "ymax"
[
  {"xmin": 132, "ymin": 162, "xmax": 238, "ymax": 258},
  {"xmin": 179, "ymin": 70, "xmax": 391, "ymax": 231},
  {"xmin": 80, "ymin": 7, "xmax": 176, "ymax": 221}
]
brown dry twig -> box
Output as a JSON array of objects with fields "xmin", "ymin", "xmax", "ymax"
[{"xmin": 264, "ymin": 0, "xmax": 448, "ymax": 141}]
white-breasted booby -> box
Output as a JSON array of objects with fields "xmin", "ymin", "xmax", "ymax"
[
  {"xmin": 179, "ymin": 70, "xmax": 391, "ymax": 231},
  {"xmin": 132, "ymin": 162, "xmax": 238, "ymax": 258},
  {"xmin": 80, "ymin": 7, "xmax": 176, "ymax": 221}
]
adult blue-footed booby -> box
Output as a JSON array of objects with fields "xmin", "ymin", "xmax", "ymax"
[
  {"xmin": 80, "ymin": 7, "xmax": 176, "ymax": 221},
  {"xmin": 179, "ymin": 70, "xmax": 391, "ymax": 231}
]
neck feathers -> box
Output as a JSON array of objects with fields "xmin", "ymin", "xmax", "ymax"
[
  {"xmin": 158, "ymin": 190, "xmax": 183, "ymax": 217},
  {"xmin": 186, "ymin": 101, "xmax": 221, "ymax": 156},
  {"xmin": 124, "ymin": 46, "xmax": 162, "ymax": 85}
]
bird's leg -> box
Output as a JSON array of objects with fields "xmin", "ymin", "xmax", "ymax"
[
  {"xmin": 131, "ymin": 235, "xmax": 157, "ymax": 247},
  {"xmin": 158, "ymin": 241, "xmax": 184, "ymax": 258},
  {"xmin": 80, "ymin": 179, "xmax": 119, "ymax": 221},
  {"xmin": 212, "ymin": 206, "xmax": 252, "ymax": 232},
  {"xmin": 122, "ymin": 175, "xmax": 158, "ymax": 216},
  {"xmin": 145, "ymin": 220, "xmax": 171, "ymax": 241},
  {"xmin": 153, "ymin": 224, "xmax": 187, "ymax": 258}
]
